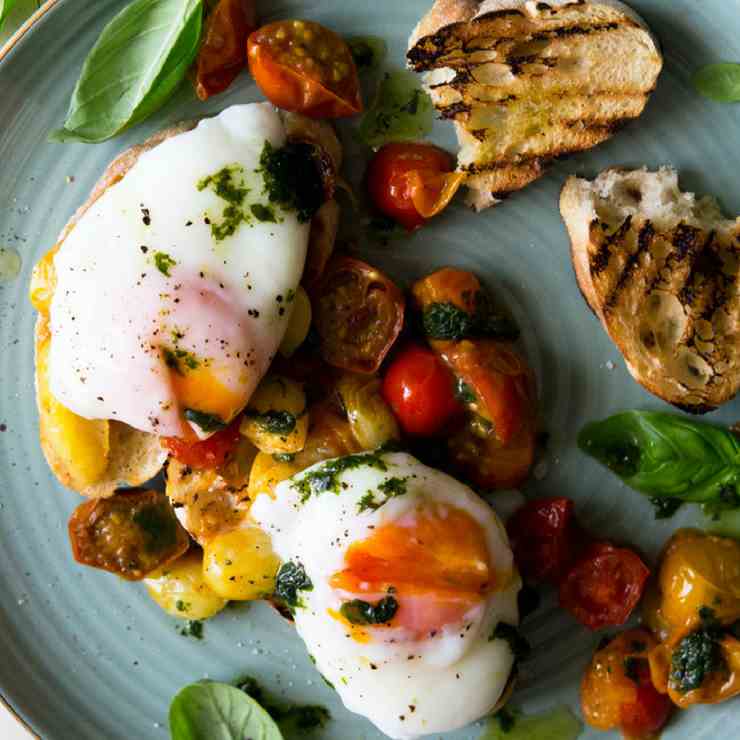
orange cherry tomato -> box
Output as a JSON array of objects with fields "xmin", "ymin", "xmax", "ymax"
[
  {"xmin": 582, "ymin": 629, "xmax": 671, "ymax": 740},
  {"xmin": 560, "ymin": 541, "xmax": 650, "ymax": 630},
  {"xmin": 68, "ymin": 489, "xmax": 190, "ymax": 580},
  {"xmin": 195, "ymin": 0, "xmax": 257, "ymax": 100},
  {"xmin": 314, "ymin": 256, "xmax": 405, "ymax": 374},
  {"xmin": 366, "ymin": 143, "xmax": 458, "ymax": 231},
  {"xmin": 381, "ymin": 345, "xmax": 461, "ymax": 436},
  {"xmin": 247, "ymin": 20, "xmax": 362, "ymax": 118},
  {"xmin": 161, "ymin": 416, "xmax": 242, "ymax": 470}
]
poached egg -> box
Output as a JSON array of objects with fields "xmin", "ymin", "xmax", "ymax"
[
  {"xmin": 251, "ymin": 451, "xmax": 521, "ymax": 739},
  {"xmin": 49, "ymin": 104, "xmax": 309, "ymax": 438}
]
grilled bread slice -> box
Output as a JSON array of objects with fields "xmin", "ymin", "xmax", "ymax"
[
  {"xmin": 561, "ymin": 167, "xmax": 740, "ymax": 413},
  {"xmin": 407, "ymin": 0, "xmax": 663, "ymax": 210}
]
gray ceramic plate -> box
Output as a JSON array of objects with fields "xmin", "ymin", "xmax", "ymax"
[{"xmin": 1, "ymin": 1, "xmax": 739, "ymax": 738}]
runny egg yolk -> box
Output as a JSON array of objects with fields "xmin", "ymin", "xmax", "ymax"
[
  {"xmin": 167, "ymin": 359, "xmax": 246, "ymax": 428},
  {"xmin": 330, "ymin": 504, "xmax": 493, "ymax": 639}
]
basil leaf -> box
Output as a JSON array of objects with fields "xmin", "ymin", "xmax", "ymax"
[
  {"xmin": 693, "ymin": 63, "xmax": 740, "ymax": 103},
  {"xmin": 0, "ymin": 0, "xmax": 17, "ymax": 29},
  {"xmin": 340, "ymin": 595, "xmax": 398, "ymax": 625},
  {"xmin": 184, "ymin": 408, "xmax": 225, "ymax": 432},
  {"xmin": 51, "ymin": 0, "xmax": 204, "ymax": 143},
  {"xmin": 169, "ymin": 682, "xmax": 284, "ymax": 740},
  {"xmin": 579, "ymin": 411, "xmax": 740, "ymax": 504}
]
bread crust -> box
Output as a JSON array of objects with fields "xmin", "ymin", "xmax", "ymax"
[
  {"xmin": 34, "ymin": 123, "xmax": 196, "ymax": 497},
  {"xmin": 408, "ymin": 0, "xmax": 662, "ymax": 209},
  {"xmin": 561, "ymin": 169, "xmax": 740, "ymax": 413}
]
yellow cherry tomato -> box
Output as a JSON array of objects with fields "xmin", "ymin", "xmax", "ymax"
[
  {"xmin": 145, "ymin": 550, "xmax": 228, "ymax": 619},
  {"xmin": 203, "ymin": 526, "xmax": 280, "ymax": 600}
]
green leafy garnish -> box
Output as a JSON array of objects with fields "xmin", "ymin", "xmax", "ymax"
[
  {"xmin": 579, "ymin": 411, "xmax": 740, "ymax": 509},
  {"xmin": 169, "ymin": 682, "xmax": 283, "ymax": 740},
  {"xmin": 273, "ymin": 452, "xmax": 295, "ymax": 463},
  {"xmin": 423, "ymin": 294, "xmax": 520, "ymax": 342},
  {"xmin": 292, "ymin": 451, "xmax": 388, "ymax": 504},
  {"xmin": 490, "ymin": 622, "xmax": 531, "ymax": 661},
  {"xmin": 132, "ymin": 501, "xmax": 179, "ymax": 553},
  {"xmin": 650, "ymin": 496, "xmax": 684, "ymax": 520},
  {"xmin": 358, "ymin": 69, "xmax": 433, "ymax": 148},
  {"xmin": 454, "ymin": 378, "xmax": 477, "ymax": 404},
  {"xmin": 670, "ymin": 629, "xmax": 725, "ymax": 693},
  {"xmin": 197, "ymin": 165, "xmax": 251, "ymax": 241},
  {"xmin": 235, "ymin": 676, "xmax": 329, "ymax": 735},
  {"xmin": 51, "ymin": 0, "xmax": 204, "ymax": 143},
  {"xmin": 178, "ymin": 620, "xmax": 204, "ymax": 639},
  {"xmin": 358, "ymin": 476, "xmax": 410, "ymax": 513},
  {"xmin": 250, "ymin": 203, "xmax": 278, "ymax": 223},
  {"xmin": 693, "ymin": 63, "xmax": 740, "ymax": 103},
  {"xmin": 340, "ymin": 595, "xmax": 398, "ymax": 625},
  {"xmin": 248, "ymin": 410, "xmax": 297, "ymax": 436},
  {"xmin": 184, "ymin": 408, "xmax": 226, "ymax": 432},
  {"xmin": 348, "ymin": 35, "xmax": 387, "ymax": 71},
  {"xmin": 259, "ymin": 141, "xmax": 325, "ymax": 223},
  {"xmin": 274, "ymin": 561, "xmax": 313, "ymax": 612},
  {"xmin": 0, "ymin": 0, "xmax": 18, "ymax": 31},
  {"xmin": 154, "ymin": 251, "xmax": 177, "ymax": 276},
  {"xmin": 480, "ymin": 706, "xmax": 582, "ymax": 740}
]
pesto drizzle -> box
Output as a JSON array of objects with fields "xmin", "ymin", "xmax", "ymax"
[
  {"xmin": 357, "ymin": 476, "xmax": 409, "ymax": 513},
  {"xmin": 197, "ymin": 165, "xmax": 251, "ymax": 241},
  {"xmin": 292, "ymin": 452, "xmax": 389, "ymax": 504}
]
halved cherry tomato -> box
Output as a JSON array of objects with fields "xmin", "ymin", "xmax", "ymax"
[
  {"xmin": 506, "ymin": 497, "xmax": 582, "ymax": 584},
  {"xmin": 560, "ymin": 541, "xmax": 650, "ymax": 630},
  {"xmin": 314, "ymin": 256, "xmax": 405, "ymax": 374},
  {"xmin": 582, "ymin": 628, "xmax": 671, "ymax": 739},
  {"xmin": 381, "ymin": 345, "xmax": 461, "ymax": 436},
  {"xmin": 366, "ymin": 143, "xmax": 459, "ymax": 231},
  {"xmin": 68, "ymin": 489, "xmax": 189, "ymax": 580},
  {"xmin": 439, "ymin": 339, "xmax": 532, "ymax": 446},
  {"xmin": 247, "ymin": 20, "xmax": 361, "ymax": 118},
  {"xmin": 195, "ymin": 0, "xmax": 257, "ymax": 100},
  {"xmin": 161, "ymin": 416, "xmax": 242, "ymax": 470}
]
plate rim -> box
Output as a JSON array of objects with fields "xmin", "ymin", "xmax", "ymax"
[{"xmin": 0, "ymin": 3, "xmax": 58, "ymax": 733}]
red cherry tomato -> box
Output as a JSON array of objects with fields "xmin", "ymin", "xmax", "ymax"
[
  {"xmin": 381, "ymin": 345, "xmax": 461, "ymax": 436},
  {"xmin": 620, "ymin": 677, "xmax": 673, "ymax": 739},
  {"xmin": 161, "ymin": 416, "xmax": 242, "ymax": 470},
  {"xmin": 195, "ymin": 0, "xmax": 257, "ymax": 100},
  {"xmin": 366, "ymin": 143, "xmax": 458, "ymax": 231},
  {"xmin": 506, "ymin": 497, "xmax": 582, "ymax": 584},
  {"xmin": 247, "ymin": 20, "xmax": 362, "ymax": 118},
  {"xmin": 559, "ymin": 541, "xmax": 650, "ymax": 630}
]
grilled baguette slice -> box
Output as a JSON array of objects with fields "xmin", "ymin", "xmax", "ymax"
[
  {"xmin": 561, "ymin": 167, "xmax": 740, "ymax": 413},
  {"xmin": 407, "ymin": 0, "xmax": 663, "ymax": 210}
]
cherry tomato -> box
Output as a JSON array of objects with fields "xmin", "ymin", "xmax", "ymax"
[
  {"xmin": 247, "ymin": 20, "xmax": 362, "ymax": 118},
  {"xmin": 620, "ymin": 680, "xmax": 673, "ymax": 739},
  {"xmin": 506, "ymin": 497, "xmax": 582, "ymax": 584},
  {"xmin": 439, "ymin": 339, "xmax": 533, "ymax": 447},
  {"xmin": 381, "ymin": 345, "xmax": 461, "ymax": 436},
  {"xmin": 366, "ymin": 143, "xmax": 457, "ymax": 231},
  {"xmin": 560, "ymin": 541, "xmax": 650, "ymax": 630},
  {"xmin": 314, "ymin": 256, "xmax": 405, "ymax": 374},
  {"xmin": 195, "ymin": 0, "xmax": 257, "ymax": 100},
  {"xmin": 68, "ymin": 489, "xmax": 189, "ymax": 580},
  {"xmin": 162, "ymin": 416, "xmax": 242, "ymax": 470},
  {"xmin": 582, "ymin": 628, "xmax": 671, "ymax": 739}
]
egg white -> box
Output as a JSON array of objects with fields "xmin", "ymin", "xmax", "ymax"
[
  {"xmin": 49, "ymin": 104, "xmax": 309, "ymax": 437},
  {"xmin": 251, "ymin": 452, "xmax": 521, "ymax": 739}
]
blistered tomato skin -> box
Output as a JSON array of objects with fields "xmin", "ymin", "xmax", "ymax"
[
  {"xmin": 559, "ymin": 541, "xmax": 650, "ymax": 630},
  {"xmin": 506, "ymin": 497, "xmax": 581, "ymax": 584},
  {"xmin": 381, "ymin": 345, "xmax": 461, "ymax": 436},
  {"xmin": 161, "ymin": 416, "xmax": 242, "ymax": 470},
  {"xmin": 247, "ymin": 20, "xmax": 362, "ymax": 118},
  {"xmin": 366, "ymin": 143, "xmax": 455, "ymax": 231},
  {"xmin": 582, "ymin": 629, "xmax": 671, "ymax": 739}
]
